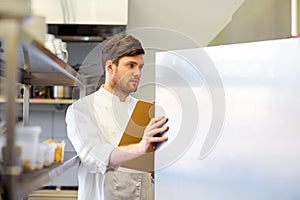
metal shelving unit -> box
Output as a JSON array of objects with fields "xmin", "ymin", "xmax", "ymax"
[
  {"xmin": 0, "ymin": 98, "xmax": 75, "ymax": 105},
  {"xmin": 0, "ymin": 14, "xmax": 85, "ymax": 199},
  {"xmin": 1, "ymin": 156, "xmax": 80, "ymax": 200}
]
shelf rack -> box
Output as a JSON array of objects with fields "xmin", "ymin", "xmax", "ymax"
[
  {"xmin": 0, "ymin": 15, "xmax": 85, "ymax": 199},
  {"xmin": 1, "ymin": 156, "xmax": 80, "ymax": 200},
  {"xmin": 0, "ymin": 98, "xmax": 75, "ymax": 105}
]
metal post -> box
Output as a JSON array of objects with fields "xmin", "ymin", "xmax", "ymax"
[
  {"xmin": 22, "ymin": 46, "xmax": 30, "ymax": 126},
  {"xmin": 79, "ymin": 85, "xmax": 86, "ymax": 98},
  {"xmin": 0, "ymin": 18, "xmax": 22, "ymax": 200}
]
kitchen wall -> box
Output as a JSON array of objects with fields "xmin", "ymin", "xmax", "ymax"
[
  {"xmin": 126, "ymin": 0, "xmax": 293, "ymax": 102},
  {"xmin": 210, "ymin": 0, "xmax": 292, "ymax": 45},
  {"xmin": 128, "ymin": 0, "xmax": 292, "ymax": 46},
  {"xmin": 127, "ymin": 0, "xmax": 245, "ymax": 47}
]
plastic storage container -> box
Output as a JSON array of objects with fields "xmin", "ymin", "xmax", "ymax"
[
  {"xmin": 43, "ymin": 142, "xmax": 56, "ymax": 167},
  {"xmin": 15, "ymin": 126, "xmax": 41, "ymax": 171},
  {"xmin": 36, "ymin": 143, "xmax": 47, "ymax": 169}
]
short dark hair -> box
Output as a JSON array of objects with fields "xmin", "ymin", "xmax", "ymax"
[{"xmin": 102, "ymin": 34, "xmax": 145, "ymax": 71}]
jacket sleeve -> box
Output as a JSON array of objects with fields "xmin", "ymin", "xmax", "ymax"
[{"xmin": 66, "ymin": 102, "xmax": 118, "ymax": 174}]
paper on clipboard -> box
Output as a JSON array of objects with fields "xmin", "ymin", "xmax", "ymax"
[{"xmin": 118, "ymin": 100, "xmax": 155, "ymax": 172}]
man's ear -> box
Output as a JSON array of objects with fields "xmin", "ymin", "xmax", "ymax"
[{"xmin": 105, "ymin": 60, "xmax": 114, "ymax": 74}]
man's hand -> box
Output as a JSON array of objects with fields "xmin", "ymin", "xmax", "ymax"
[
  {"xmin": 138, "ymin": 116, "xmax": 169, "ymax": 153},
  {"xmin": 109, "ymin": 116, "xmax": 169, "ymax": 166}
]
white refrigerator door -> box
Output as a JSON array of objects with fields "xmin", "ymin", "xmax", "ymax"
[{"xmin": 155, "ymin": 38, "xmax": 300, "ymax": 200}]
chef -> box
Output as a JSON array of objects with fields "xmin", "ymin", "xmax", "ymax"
[{"xmin": 66, "ymin": 34, "xmax": 168, "ymax": 200}]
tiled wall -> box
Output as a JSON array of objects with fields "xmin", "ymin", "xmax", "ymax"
[{"xmin": 29, "ymin": 104, "xmax": 78, "ymax": 187}]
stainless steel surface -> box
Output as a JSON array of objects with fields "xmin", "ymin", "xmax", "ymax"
[
  {"xmin": 19, "ymin": 35, "xmax": 87, "ymax": 87},
  {"xmin": 31, "ymin": 0, "xmax": 128, "ymax": 25},
  {"xmin": 22, "ymin": 46, "xmax": 30, "ymax": 126},
  {"xmin": 79, "ymin": 85, "xmax": 86, "ymax": 98},
  {"xmin": 0, "ymin": 98, "xmax": 74, "ymax": 105},
  {"xmin": 0, "ymin": 15, "xmax": 86, "ymax": 199},
  {"xmin": 155, "ymin": 38, "xmax": 300, "ymax": 200},
  {"xmin": 0, "ymin": 20, "xmax": 20, "ymax": 164},
  {"xmin": 53, "ymin": 86, "xmax": 72, "ymax": 99},
  {"xmin": 58, "ymin": 35, "xmax": 104, "ymax": 42},
  {"xmin": 0, "ymin": 18, "xmax": 22, "ymax": 200},
  {"xmin": 13, "ymin": 156, "xmax": 80, "ymax": 200},
  {"xmin": 22, "ymin": 84, "xmax": 30, "ymax": 125}
]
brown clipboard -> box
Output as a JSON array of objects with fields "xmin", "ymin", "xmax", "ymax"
[{"xmin": 118, "ymin": 100, "xmax": 155, "ymax": 172}]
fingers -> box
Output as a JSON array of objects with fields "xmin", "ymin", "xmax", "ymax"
[
  {"xmin": 142, "ymin": 135, "xmax": 168, "ymax": 143},
  {"xmin": 153, "ymin": 126, "xmax": 169, "ymax": 137},
  {"xmin": 150, "ymin": 116, "xmax": 165, "ymax": 125},
  {"xmin": 140, "ymin": 116, "xmax": 169, "ymax": 152},
  {"xmin": 149, "ymin": 136, "xmax": 168, "ymax": 143},
  {"xmin": 149, "ymin": 116, "xmax": 168, "ymax": 129},
  {"xmin": 144, "ymin": 116, "xmax": 169, "ymax": 138}
]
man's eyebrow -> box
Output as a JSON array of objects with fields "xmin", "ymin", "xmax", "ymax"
[
  {"xmin": 125, "ymin": 60, "xmax": 144, "ymax": 66},
  {"xmin": 126, "ymin": 60, "xmax": 137, "ymax": 64}
]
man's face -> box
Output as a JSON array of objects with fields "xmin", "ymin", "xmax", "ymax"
[{"xmin": 111, "ymin": 54, "xmax": 144, "ymax": 95}]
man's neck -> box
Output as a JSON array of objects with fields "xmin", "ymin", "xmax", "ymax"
[{"xmin": 102, "ymin": 84, "xmax": 128, "ymax": 102}]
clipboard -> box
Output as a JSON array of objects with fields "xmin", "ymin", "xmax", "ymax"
[{"xmin": 118, "ymin": 100, "xmax": 155, "ymax": 172}]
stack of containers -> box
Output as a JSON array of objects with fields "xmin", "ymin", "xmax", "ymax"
[{"xmin": 14, "ymin": 126, "xmax": 65, "ymax": 172}]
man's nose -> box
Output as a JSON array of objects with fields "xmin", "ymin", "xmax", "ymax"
[{"xmin": 134, "ymin": 67, "xmax": 142, "ymax": 77}]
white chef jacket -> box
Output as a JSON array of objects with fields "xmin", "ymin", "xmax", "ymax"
[{"xmin": 66, "ymin": 86, "xmax": 153, "ymax": 200}]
